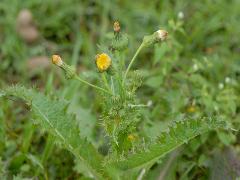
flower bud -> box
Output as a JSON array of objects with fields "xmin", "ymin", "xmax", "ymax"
[
  {"xmin": 51, "ymin": 55, "xmax": 76, "ymax": 79},
  {"xmin": 95, "ymin": 53, "xmax": 112, "ymax": 73},
  {"xmin": 111, "ymin": 33, "xmax": 129, "ymax": 51},
  {"xmin": 52, "ymin": 55, "xmax": 63, "ymax": 67},
  {"xmin": 113, "ymin": 21, "xmax": 121, "ymax": 33},
  {"xmin": 156, "ymin": 29, "xmax": 168, "ymax": 41},
  {"xmin": 111, "ymin": 21, "xmax": 129, "ymax": 51},
  {"xmin": 142, "ymin": 29, "xmax": 168, "ymax": 47}
]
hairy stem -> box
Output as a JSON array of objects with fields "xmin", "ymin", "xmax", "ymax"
[{"xmin": 101, "ymin": 73, "xmax": 111, "ymax": 92}]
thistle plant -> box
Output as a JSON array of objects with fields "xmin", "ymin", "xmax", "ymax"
[
  {"xmin": 51, "ymin": 22, "xmax": 170, "ymax": 155},
  {"xmin": 1, "ymin": 22, "xmax": 226, "ymax": 179}
]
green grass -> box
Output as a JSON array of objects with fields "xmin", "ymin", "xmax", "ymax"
[{"xmin": 0, "ymin": 0, "xmax": 240, "ymax": 179}]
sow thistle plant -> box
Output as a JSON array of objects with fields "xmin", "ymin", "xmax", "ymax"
[
  {"xmin": 51, "ymin": 23, "xmax": 170, "ymax": 154},
  {"xmin": 1, "ymin": 22, "xmax": 226, "ymax": 179}
]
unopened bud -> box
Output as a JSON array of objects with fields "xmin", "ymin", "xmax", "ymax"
[
  {"xmin": 142, "ymin": 29, "xmax": 168, "ymax": 47},
  {"xmin": 113, "ymin": 21, "xmax": 121, "ymax": 33},
  {"xmin": 156, "ymin": 30, "xmax": 168, "ymax": 41},
  {"xmin": 111, "ymin": 34, "xmax": 129, "ymax": 51},
  {"xmin": 52, "ymin": 55, "xmax": 63, "ymax": 67},
  {"xmin": 51, "ymin": 55, "xmax": 76, "ymax": 79},
  {"xmin": 111, "ymin": 21, "xmax": 129, "ymax": 51}
]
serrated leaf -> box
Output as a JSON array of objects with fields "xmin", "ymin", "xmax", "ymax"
[
  {"xmin": 107, "ymin": 118, "xmax": 225, "ymax": 172},
  {"xmin": 1, "ymin": 86, "xmax": 106, "ymax": 179}
]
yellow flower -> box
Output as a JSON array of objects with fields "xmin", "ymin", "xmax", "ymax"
[
  {"xmin": 95, "ymin": 53, "xmax": 111, "ymax": 72},
  {"xmin": 187, "ymin": 106, "xmax": 196, "ymax": 113},
  {"xmin": 52, "ymin": 55, "xmax": 63, "ymax": 67},
  {"xmin": 127, "ymin": 134, "xmax": 135, "ymax": 141}
]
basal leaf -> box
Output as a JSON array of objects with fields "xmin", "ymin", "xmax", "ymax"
[{"xmin": 1, "ymin": 86, "xmax": 106, "ymax": 179}]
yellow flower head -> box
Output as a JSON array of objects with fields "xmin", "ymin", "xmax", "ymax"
[
  {"xmin": 95, "ymin": 53, "xmax": 111, "ymax": 72},
  {"xmin": 127, "ymin": 134, "xmax": 135, "ymax": 141},
  {"xmin": 187, "ymin": 106, "xmax": 196, "ymax": 113},
  {"xmin": 52, "ymin": 55, "xmax": 63, "ymax": 67}
]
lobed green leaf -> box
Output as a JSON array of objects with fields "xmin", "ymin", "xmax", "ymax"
[
  {"xmin": 1, "ymin": 86, "xmax": 106, "ymax": 179},
  {"xmin": 107, "ymin": 117, "xmax": 226, "ymax": 172}
]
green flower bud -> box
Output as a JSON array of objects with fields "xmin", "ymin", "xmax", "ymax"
[
  {"xmin": 111, "ymin": 33, "xmax": 129, "ymax": 51},
  {"xmin": 110, "ymin": 21, "xmax": 129, "ymax": 51},
  {"xmin": 51, "ymin": 55, "xmax": 76, "ymax": 79},
  {"xmin": 61, "ymin": 63, "xmax": 76, "ymax": 79},
  {"xmin": 142, "ymin": 29, "xmax": 168, "ymax": 47}
]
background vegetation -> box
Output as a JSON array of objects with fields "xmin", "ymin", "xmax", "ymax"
[{"xmin": 0, "ymin": 0, "xmax": 240, "ymax": 179}]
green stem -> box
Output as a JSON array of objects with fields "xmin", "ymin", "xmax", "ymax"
[
  {"xmin": 41, "ymin": 135, "xmax": 55, "ymax": 164},
  {"xmin": 111, "ymin": 76, "xmax": 115, "ymax": 95},
  {"xmin": 116, "ymin": 72, "xmax": 125, "ymax": 99},
  {"xmin": 35, "ymin": 135, "xmax": 55, "ymax": 176},
  {"xmin": 120, "ymin": 53, "xmax": 126, "ymax": 72},
  {"xmin": 124, "ymin": 43, "xmax": 145, "ymax": 81},
  {"xmin": 101, "ymin": 73, "xmax": 111, "ymax": 92},
  {"xmin": 21, "ymin": 122, "xmax": 35, "ymax": 153},
  {"xmin": 74, "ymin": 75, "xmax": 112, "ymax": 95}
]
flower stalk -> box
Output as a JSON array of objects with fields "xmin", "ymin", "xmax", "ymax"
[
  {"xmin": 124, "ymin": 29, "xmax": 168, "ymax": 81},
  {"xmin": 74, "ymin": 76, "xmax": 112, "ymax": 95},
  {"xmin": 124, "ymin": 42, "xmax": 145, "ymax": 81},
  {"xmin": 51, "ymin": 55, "xmax": 112, "ymax": 95}
]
